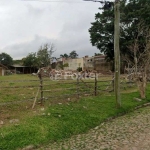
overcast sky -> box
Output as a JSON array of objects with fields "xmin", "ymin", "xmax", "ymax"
[{"xmin": 0, "ymin": 0, "xmax": 104, "ymax": 60}]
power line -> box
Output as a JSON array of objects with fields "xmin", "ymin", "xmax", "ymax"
[
  {"xmin": 22, "ymin": 0, "xmax": 85, "ymax": 3},
  {"xmin": 83, "ymin": 0, "xmax": 104, "ymax": 3}
]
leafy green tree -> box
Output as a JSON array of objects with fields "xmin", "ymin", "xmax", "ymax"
[
  {"xmin": 0, "ymin": 52, "xmax": 13, "ymax": 66},
  {"xmin": 69, "ymin": 50, "xmax": 78, "ymax": 59},
  {"xmin": 60, "ymin": 53, "xmax": 69, "ymax": 59},
  {"xmin": 60, "ymin": 51, "xmax": 78, "ymax": 59},
  {"xmin": 77, "ymin": 67, "xmax": 82, "ymax": 72},
  {"xmin": 13, "ymin": 59, "xmax": 23, "ymax": 65},
  {"xmin": 89, "ymin": 0, "xmax": 150, "ymax": 62},
  {"xmin": 23, "ymin": 52, "xmax": 38, "ymax": 67},
  {"xmin": 58, "ymin": 63, "xmax": 69, "ymax": 70},
  {"xmin": 94, "ymin": 53, "xmax": 103, "ymax": 56},
  {"xmin": 37, "ymin": 43, "xmax": 55, "ymax": 67},
  {"xmin": 89, "ymin": 3, "xmax": 114, "ymax": 61},
  {"xmin": 120, "ymin": 0, "xmax": 150, "ymax": 61}
]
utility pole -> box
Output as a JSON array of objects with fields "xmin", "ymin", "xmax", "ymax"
[
  {"xmin": 114, "ymin": 0, "xmax": 121, "ymax": 108},
  {"xmin": 84, "ymin": 0, "xmax": 121, "ymax": 107}
]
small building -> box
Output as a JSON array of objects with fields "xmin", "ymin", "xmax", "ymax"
[
  {"xmin": 61, "ymin": 55, "xmax": 113, "ymax": 73},
  {"xmin": 0, "ymin": 63, "xmax": 8, "ymax": 76},
  {"xmin": 63, "ymin": 58, "xmax": 84, "ymax": 71},
  {"xmin": 83, "ymin": 56, "xmax": 94, "ymax": 71},
  {"xmin": 9, "ymin": 65, "xmax": 38, "ymax": 74},
  {"xmin": 94, "ymin": 55, "xmax": 112, "ymax": 73}
]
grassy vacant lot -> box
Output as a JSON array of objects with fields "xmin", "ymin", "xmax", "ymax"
[{"xmin": 0, "ymin": 74, "xmax": 150, "ymax": 150}]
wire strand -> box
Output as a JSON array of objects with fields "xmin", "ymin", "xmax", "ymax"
[{"xmin": 22, "ymin": 0, "xmax": 85, "ymax": 3}]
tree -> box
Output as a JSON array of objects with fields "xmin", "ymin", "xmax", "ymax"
[
  {"xmin": 60, "ymin": 51, "xmax": 78, "ymax": 59},
  {"xmin": 124, "ymin": 22, "xmax": 150, "ymax": 99},
  {"xmin": 58, "ymin": 63, "xmax": 69, "ymax": 70},
  {"xmin": 23, "ymin": 53, "xmax": 37, "ymax": 66},
  {"xmin": 60, "ymin": 53, "xmax": 69, "ymax": 59},
  {"xmin": 23, "ymin": 52, "xmax": 38, "ymax": 72},
  {"xmin": 0, "ymin": 52, "xmax": 13, "ymax": 66},
  {"xmin": 69, "ymin": 50, "xmax": 78, "ymax": 59},
  {"xmin": 13, "ymin": 59, "xmax": 23, "ymax": 65},
  {"xmin": 89, "ymin": 0, "xmax": 150, "ymax": 62},
  {"xmin": 94, "ymin": 53, "xmax": 103, "ymax": 56},
  {"xmin": 89, "ymin": 3, "xmax": 114, "ymax": 61},
  {"xmin": 37, "ymin": 43, "xmax": 55, "ymax": 67}
]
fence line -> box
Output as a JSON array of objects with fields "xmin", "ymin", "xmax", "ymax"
[
  {"xmin": 0, "ymin": 79, "xmax": 39, "ymax": 83},
  {"xmin": 0, "ymin": 74, "xmax": 99, "ymax": 106},
  {"xmin": 0, "ymin": 80, "xmax": 112, "ymax": 89},
  {"xmin": 0, "ymin": 74, "xmax": 136, "ymax": 107},
  {"xmin": 0, "ymin": 98, "xmax": 35, "ymax": 106},
  {"xmin": 0, "ymin": 85, "xmax": 39, "ymax": 89}
]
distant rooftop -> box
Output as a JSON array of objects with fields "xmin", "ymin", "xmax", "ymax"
[
  {"xmin": 10, "ymin": 64, "xmax": 29, "ymax": 68},
  {"xmin": 0, "ymin": 63, "xmax": 8, "ymax": 69}
]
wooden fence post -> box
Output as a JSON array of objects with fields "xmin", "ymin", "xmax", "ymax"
[
  {"xmin": 39, "ymin": 74, "xmax": 43, "ymax": 105},
  {"xmin": 112, "ymin": 75, "xmax": 114, "ymax": 92},
  {"xmin": 77, "ymin": 73, "xmax": 80, "ymax": 99},
  {"xmin": 95, "ymin": 72, "xmax": 97, "ymax": 96}
]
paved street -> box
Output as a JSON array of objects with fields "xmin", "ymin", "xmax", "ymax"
[{"xmin": 38, "ymin": 106, "xmax": 150, "ymax": 150}]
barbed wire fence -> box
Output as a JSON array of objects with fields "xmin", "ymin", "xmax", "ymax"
[{"xmin": 0, "ymin": 73, "xmax": 136, "ymax": 108}]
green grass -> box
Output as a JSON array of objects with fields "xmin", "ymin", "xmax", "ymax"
[
  {"xmin": 0, "ymin": 74, "xmax": 150, "ymax": 150},
  {"xmin": 0, "ymin": 91, "xmax": 150, "ymax": 150}
]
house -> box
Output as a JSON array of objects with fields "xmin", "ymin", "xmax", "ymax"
[
  {"xmin": 83, "ymin": 56, "xmax": 94, "ymax": 71},
  {"xmin": 0, "ymin": 63, "xmax": 8, "ymax": 76},
  {"xmin": 94, "ymin": 55, "xmax": 112, "ymax": 73},
  {"xmin": 63, "ymin": 56, "xmax": 100, "ymax": 71},
  {"xmin": 63, "ymin": 58, "xmax": 84, "ymax": 70},
  {"xmin": 9, "ymin": 65, "xmax": 38, "ymax": 74},
  {"xmin": 61, "ymin": 55, "xmax": 113, "ymax": 73}
]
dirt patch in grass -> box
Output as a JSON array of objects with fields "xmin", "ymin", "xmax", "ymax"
[
  {"xmin": 0, "ymin": 96, "xmax": 81, "ymax": 128},
  {"xmin": 0, "ymin": 101, "xmax": 43, "ymax": 127}
]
